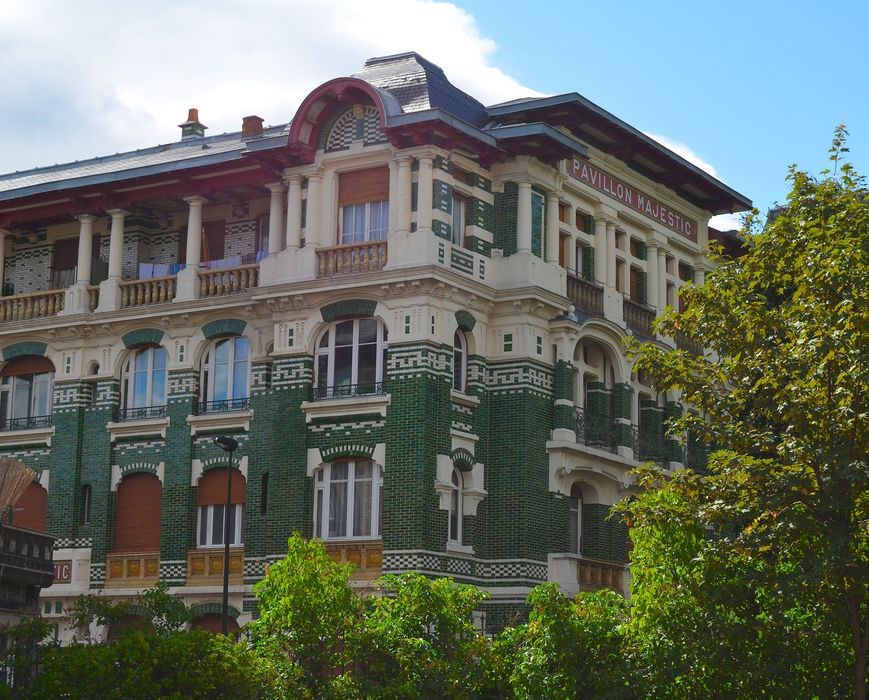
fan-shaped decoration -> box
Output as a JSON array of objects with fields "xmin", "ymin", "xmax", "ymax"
[{"xmin": 0, "ymin": 456, "xmax": 37, "ymax": 523}]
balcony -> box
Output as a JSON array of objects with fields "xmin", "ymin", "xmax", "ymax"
[
  {"xmin": 632, "ymin": 426, "xmax": 667, "ymax": 463},
  {"xmin": 198, "ymin": 263, "xmax": 259, "ymax": 298},
  {"xmin": 0, "ymin": 289, "xmax": 66, "ymax": 321},
  {"xmin": 312, "ymin": 381, "xmax": 387, "ymax": 402},
  {"xmin": 118, "ymin": 405, "xmax": 167, "ymax": 422},
  {"xmin": 572, "ymin": 406, "xmax": 617, "ymax": 453},
  {"xmin": 675, "ymin": 332, "xmax": 704, "ymax": 355},
  {"xmin": 120, "ymin": 275, "xmax": 177, "ymax": 307},
  {"xmin": 104, "ymin": 552, "xmax": 160, "ymax": 589},
  {"xmin": 197, "ymin": 398, "xmax": 251, "ymax": 414},
  {"xmin": 548, "ymin": 553, "xmax": 627, "ymax": 597},
  {"xmin": 186, "ymin": 547, "xmax": 244, "ymax": 586},
  {"xmin": 0, "ymin": 526, "xmax": 55, "ymax": 613},
  {"xmin": 623, "ymin": 297, "xmax": 656, "ymax": 338},
  {"xmin": 316, "ymin": 240, "xmax": 387, "ymax": 278},
  {"xmin": 323, "ymin": 540, "xmax": 382, "ymax": 588},
  {"xmin": 566, "ymin": 272, "xmax": 603, "ymax": 317},
  {"xmin": 0, "ymin": 415, "xmax": 52, "ymax": 432}
]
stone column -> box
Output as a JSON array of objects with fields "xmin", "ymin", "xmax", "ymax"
[
  {"xmin": 395, "ymin": 157, "xmax": 412, "ymax": 236},
  {"xmin": 545, "ymin": 193, "xmax": 560, "ymax": 264},
  {"xmin": 0, "ymin": 229, "xmax": 8, "ymax": 295},
  {"xmin": 517, "ymin": 180, "xmax": 533, "ymax": 254},
  {"xmin": 416, "ymin": 155, "xmax": 434, "ymax": 233},
  {"xmin": 605, "ymin": 221, "xmax": 616, "ymax": 289},
  {"xmin": 75, "ymin": 214, "xmax": 95, "ymax": 285},
  {"xmin": 567, "ymin": 233, "xmax": 577, "ymax": 273},
  {"xmin": 657, "ymin": 248, "xmax": 667, "ymax": 309},
  {"xmin": 285, "ymin": 175, "xmax": 302, "ymax": 249},
  {"xmin": 304, "ymin": 172, "xmax": 322, "ymax": 246},
  {"xmin": 184, "ymin": 196, "xmax": 207, "ymax": 268},
  {"xmin": 106, "ymin": 209, "xmax": 128, "ymax": 280},
  {"xmin": 646, "ymin": 242, "xmax": 659, "ymax": 311},
  {"xmin": 594, "ymin": 218, "xmax": 607, "ymax": 286},
  {"xmin": 266, "ymin": 182, "xmax": 285, "ymax": 256}
]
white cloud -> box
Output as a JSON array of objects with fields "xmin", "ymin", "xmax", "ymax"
[
  {"xmin": 708, "ymin": 213, "xmax": 743, "ymax": 232},
  {"xmin": 0, "ymin": 1, "xmax": 540, "ymax": 173},
  {"xmin": 643, "ymin": 132, "xmax": 719, "ymax": 179}
]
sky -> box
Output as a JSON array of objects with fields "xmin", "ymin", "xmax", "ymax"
[{"xmin": 1, "ymin": 0, "xmax": 866, "ymax": 231}]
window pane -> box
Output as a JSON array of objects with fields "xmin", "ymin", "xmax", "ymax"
[
  {"xmin": 215, "ymin": 339, "xmax": 230, "ymax": 365},
  {"xmin": 331, "ymin": 462, "xmax": 348, "ymax": 481},
  {"xmin": 450, "ymin": 489, "xmax": 459, "ymax": 541},
  {"xmin": 357, "ymin": 344, "xmax": 377, "ymax": 388},
  {"xmin": 334, "ymin": 321, "xmax": 354, "ymax": 347},
  {"xmin": 355, "ymin": 461, "xmax": 372, "ymax": 479},
  {"xmin": 233, "ymin": 360, "xmax": 248, "ymax": 399},
  {"xmin": 199, "ymin": 508, "xmax": 207, "ymax": 546},
  {"xmin": 315, "ymin": 488, "xmax": 323, "ymax": 538},
  {"xmin": 317, "ymin": 355, "xmax": 329, "ymax": 391},
  {"xmin": 329, "ymin": 481, "xmax": 347, "ymax": 537},
  {"xmin": 153, "ymin": 347, "xmax": 167, "ymax": 370},
  {"xmin": 234, "ymin": 338, "xmax": 249, "ymax": 361},
  {"xmin": 33, "ymin": 375, "xmax": 51, "ymax": 415},
  {"xmin": 353, "ymin": 478, "xmax": 372, "ymax": 537},
  {"xmin": 12, "ymin": 376, "xmax": 30, "ymax": 418},
  {"xmin": 342, "ymin": 205, "xmax": 365, "ymax": 244},
  {"xmin": 358, "ymin": 319, "xmax": 378, "ymax": 344},
  {"xmin": 213, "ymin": 363, "xmax": 229, "ymax": 402},
  {"xmin": 370, "ymin": 201, "xmax": 388, "ymax": 240},
  {"xmin": 135, "ymin": 350, "xmax": 148, "ymax": 372},
  {"xmin": 212, "ymin": 505, "xmax": 225, "ymax": 545},
  {"xmin": 334, "ymin": 346, "xmax": 353, "ymax": 388},
  {"xmin": 151, "ymin": 368, "xmax": 167, "ymax": 406}
]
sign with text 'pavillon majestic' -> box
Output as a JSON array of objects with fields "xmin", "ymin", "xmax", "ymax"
[{"xmin": 567, "ymin": 157, "xmax": 697, "ymax": 241}]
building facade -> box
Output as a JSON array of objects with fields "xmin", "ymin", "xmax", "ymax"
[{"xmin": 0, "ymin": 53, "xmax": 749, "ymax": 637}]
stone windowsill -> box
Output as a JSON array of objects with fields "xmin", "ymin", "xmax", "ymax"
[
  {"xmin": 106, "ymin": 417, "xmax": 169, "ymax": 442},
  {"xmin": 300, "ymin": 394, "xmax": 391, "ymax": 423},
  {"xmin": 450, "ymin": 390, "xmax": 480, "ymax": 407},
  {"xmin": 186, "ymin": 409, "xmax": 252, "ymax": 436},
  {"xmin": 0, "ymin": 426, "xmax": 54, "ymax": 447}
]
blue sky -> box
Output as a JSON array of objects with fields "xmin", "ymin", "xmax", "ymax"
[{"xmin": 1, "ymin": 1, "xmax": 865, "ymax": 229}]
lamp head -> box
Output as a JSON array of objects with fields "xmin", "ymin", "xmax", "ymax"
[{"xmin": 214, "ymin": 435, "xmax": 239, "ymax": 452}]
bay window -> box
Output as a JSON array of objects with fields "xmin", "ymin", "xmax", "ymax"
[{"xmin": 313, "ymin": 460, "xmax": 383, "ymax": 540}]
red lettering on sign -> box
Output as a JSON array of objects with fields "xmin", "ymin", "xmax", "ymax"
[
  {"xmin": 568, "ymin": 157, "xmax": 697, "ymax": 241},
  {"xmin": 53, "ymin": 560, "xmax": 72, "ymax": 584}
]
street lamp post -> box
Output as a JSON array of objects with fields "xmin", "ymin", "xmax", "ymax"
[{"xmin": 213, "ymin": 435, "xmax": 239, "ymax": 635}]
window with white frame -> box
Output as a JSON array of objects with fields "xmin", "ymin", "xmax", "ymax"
[
  {"xmin": 197, "ymin": 504, "xmax": 244, "ymax": 547},
  {"xmin": 451, "ymin": 193, "xmax": 466, "ymax": 246},
  {"xmin": 121, "ymin": 346, "xmax": 167, "ymax": 415},
  {"xmin": 313, "ymin": 460, "xmax": 383, "ymax": 540},
  {"xmin": 314, "ymin": 318, "xmax": 387, "ymax": 398},
  {"xmin": 337, "ymin": 167, "xmax": 390, "ymax": 245},
  {"xmin": 200, "ymin": 336, "xmax": 250, "ymax": 410},
  {"xmin": 568, "ymin": 483, "xmax": 583, "ymax": 554},
  {"xmin": 452, "ymin": 330, "xmax": 467, "ymax": 393},
  {"xmin": 0, "ymin": 364, "xmax": 54, "ymax": 429},
  {"xmin": 448, "ymin": 468, "xmax": 463, "ymax": 544}
]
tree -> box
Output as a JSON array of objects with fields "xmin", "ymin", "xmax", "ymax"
[{"xmin": 620, "ymin": 127, "xmax": 867, "ymax": 698}]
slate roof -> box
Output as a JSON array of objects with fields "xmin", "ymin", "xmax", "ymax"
[{"xmin": 353, "ymin": 52, "xmax": 489, "ymax": 128}]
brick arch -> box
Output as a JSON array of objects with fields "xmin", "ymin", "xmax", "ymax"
[
  {"xmin": 320, "ymin": 443, "xmax": 376, "ymax": 462},
  {"xmin": 190, "ymin": 602, "xmax": 241, "ymax": 619},
  {"xmin": 121, "ymin": 328, "xmax": 164, "ymax": 349},
  {"xmin": 450, "ymin": 447, "xmax": 475, "ymax": 472},
  {"xmin": 114, "ymin": 472, "xmax": 162, "ymax": 552},
  {"xmin": 13, "ymin": 481, "xmax": 47, "ymax": 531}
]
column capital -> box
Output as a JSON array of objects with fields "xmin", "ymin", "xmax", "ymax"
[
  {"xmin": 283, "ymin": 173, "xmax": 303, "ymax": 186},
  {"xmin": 266, "ymin": 181, "xmax": 286, "ymax": 195},
  {"xmin": 394, "ymin": 155, "xmax": 413, "ymax": 166},
  {"xmin": 183, "ymin": 195, "xmax": 208, "ymax": 207},
  {"xmin": 105, "ymin": 208, "xmax": 129, "ymax": 218},
  {"xmin": 0, "ymin": 228, "xmax": 10, "ymax": 239},
  {"xmin": 545, "ymin": 192, "xmax": 560, "ymax": 204},
  {"xmin": 75, "ymin": 213, "xmax": 97, "ymax": 224}
]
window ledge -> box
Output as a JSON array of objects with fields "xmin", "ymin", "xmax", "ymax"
[
  {"xmin": 107, "ymin": 417, "xmax": 169, "ymax": 443},
  {"xmin": 450, "ymin": 390, "xmax": 480, "ymax": 407},
  {"xmin": 446, "ymin": 541, "xmax": 475, "ymax": 556},
  {"xmin": 0, "ymin": 426, "xmax": 54, "ymax": 447},
  {"xmin": 186, "ymin": 409, "xmax": 252, "ymax": 436},
  {"xmin": 300, "ymin": 393, "xmax": 391, "ymax": 424}
]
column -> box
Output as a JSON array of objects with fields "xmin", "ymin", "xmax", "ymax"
[
  {"xmin": 106, "ymin": 209, "xmax": 128, "ymax": 280},
  {"xmin": 0, "ymin": 229, "xmax": 8, "ymax": 295},
  {"xmin": 657, "ymin": 248, "xmax": 667, "ymax": 310},
  {"xmin": 646, "ymin": 242, "xmax": 659, "ymax": 311},
  {"xmin": 395, "ymin": 157, "xmax": 412, "ymax": 236},
  {"xmin": 266, "ymin": 182, "xmax": 285, "ymax": 256},
  {"xmin": 696, "ymin": 268, "xmax": 706, "ymax": 286},
  {"xmin": 184, "ymin": 196, "xmax": 206, "ymax": 268},
  {"xmin": 594, "ymin": 218, "xmax": 607, "ymax": 285},
  {"xmin": 416, "ymin": 155, "xmax": 434, "ymax": 233},
  {"xmin": 567, "ymin": 233, "xmax": 577, "ymax": 273},
  {"xmin": 75, "ymin": 214, "xmax": 96, "ymax": 285},
  {"xmin": 605, "ymin": 221, "xmax": 616, "ymax": 289},
  {"xmin": 304, "ymin": 172, "xmax": 322, "ymax": 246},
  {"xmin": 545, "ymin": 193, "xmax": 560, "ymax": 265},
  {"xmin": 285, "ymin": 175, "xmax": 302, "ymax": 249},
  {"xmin": 517, "ymin": 180, "xmax": 532, "ymax": 254}
]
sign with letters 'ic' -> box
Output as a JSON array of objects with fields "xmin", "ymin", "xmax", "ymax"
[
  {"xmin": 53, "ymin": 560, "xmax": 72, "ymax": 584},
  {"xmin": 567, "ymin": 157, "xmax": 698, "ymax": 241}
]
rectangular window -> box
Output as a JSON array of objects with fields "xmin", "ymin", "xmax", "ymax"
[
  {"xmin": 503, "ymin": 333, "xmax": 513, "ymax": 352},
  {"xmin": 451, "ymin": 194, "xmax": 466, "ymax": 246},
  {"xmin": 198, "ymin": 504, "xmax": 243, "ymax": 547}
]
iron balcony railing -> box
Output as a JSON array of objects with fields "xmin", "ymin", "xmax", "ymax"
[
  {"xmin": 312, "ymin": 381, "xmax": 387, "ymax": 401},
  {"xmin": 198, "ymin": 397, "xmax": 251, "ymax": 414},
  {"xmin": 572, "ymin": 407, "xmax": 617, "ymax": 453},
  {"xmin": 118, "ymin": 405, "xmax": 168, "ymax": 421},
  {"xmin": 632, "ymin": 426, "xmax": 667, "ymax": 463},
  {"xmin": 0, "ymin": 414, "xmax": 53, "ymax": 431}
]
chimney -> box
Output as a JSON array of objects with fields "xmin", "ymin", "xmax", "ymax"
[
  {"xmin": 178, "ymin": 108, "xmax": 207, "ymax": 140},
  {"xmin": 241, "ymin": 115, "xmax": 264, "ymax": 138}
]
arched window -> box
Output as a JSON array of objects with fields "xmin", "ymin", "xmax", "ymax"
[
  {"xmin": 114, "ymin": 473, "xmax": 162, "ymax": 553},
  {"xmin": 452, "ymin": 330, "xmax": 467, "ymax": 393},
  {"xmin": 0, "ymin": 356, "xmax": 54, "ymax": 430},
  {"xmin": 569, "ymin": 483, "xmax": 583, "ymax": 555},
  {"xmin": 197, "ymin": 468, "xmax": 245, "ymax": 547},
  {"xmin": 448, "ymin": 468, "xmax": 463, "ymax": 544},
  {"xmin": 314, "ymin": 319, "xmax": 387, "ymax": 399},
  {"xmin": 200, "ymin": 336, "xmax": 250, "ymax": 411},
  {"xmin": 120, "ymin": 346, "xmax": 167, "ymax": 419},
  {"xmin": 313, "ymin": 460, "xmax": 383, "ymax": 540}
]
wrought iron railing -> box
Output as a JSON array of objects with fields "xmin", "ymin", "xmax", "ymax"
[
  {"xmin": 0, "ymin": 415, "xmax": 53, "ymax": 431},
  {"xmin": 571, "ymin": 407, "xmax": 617, "ymax": 452},
  {"xmin": 632, "ymin": 426, "xmax": 667, "ymax": 463},
  {"xmin": 198, "ymin": 397, "xmax": 251, "ymax": 414},
  {"xmin": 312, "ymin": 381, "xmax": 387, "ymax": 401},
  {"xmin": 118, "ymin": 405, "xmax": 167, "ymax": 421}
]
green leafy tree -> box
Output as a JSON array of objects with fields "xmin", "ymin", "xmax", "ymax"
[
  {"xmin": 247, "ymin": 533, "xmax": 362, "ymax": 698},
  {"xmin": 0, "ymin": 615, "xmax": 58, "ymax": 698},
  {"xmin": 620, "ymin": 127, "xmax": 867, "ymax": 699},
  {"xmin": 496, "ymin": 584, "xmax": 634, "ymax": 700}
]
